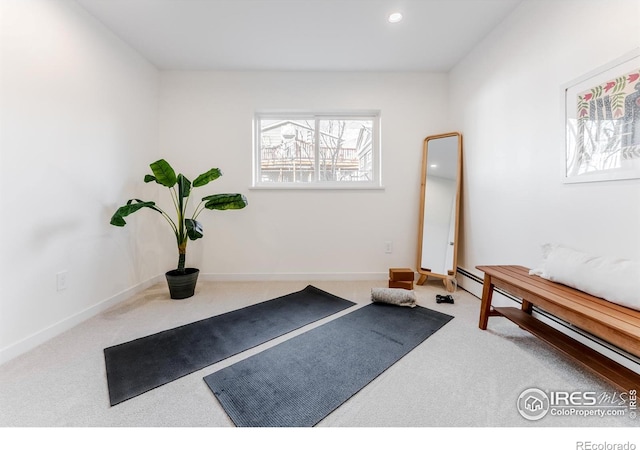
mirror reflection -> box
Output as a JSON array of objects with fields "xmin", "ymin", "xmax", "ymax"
[{"xmin": 417, "ymin": 132, "xmax": 462, "ymax": 291}]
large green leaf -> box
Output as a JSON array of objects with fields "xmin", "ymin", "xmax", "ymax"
[
  {"xmin": 150, "ymin": 159, "xmax": 177, "ymax": 187},
  {"xmin": 177, "ymin": 174, "xmax": 191, "ymax": 199},
  {"xmin": 110, "ymin": 199, "xmax": 158, "ymax": 226},
  {"xmin": 202, "ymin": 193, "xmax": 248, "ymax": 210},
  {"xmin": 185, "ymin": 219, "xmax": 203, "ymax": 240},
  {"xmin": 193, "ymin": 168, "xmax": 222, "ymax": 187}
]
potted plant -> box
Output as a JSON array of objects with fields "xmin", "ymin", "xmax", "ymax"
[{"xmin": 110, "ymin": 159, "xmax": 248, "ymax": 299}]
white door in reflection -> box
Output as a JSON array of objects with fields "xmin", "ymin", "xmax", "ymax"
[{"xmin": 421, "ymin": 174, "xmax": 456, "ymax": 274}]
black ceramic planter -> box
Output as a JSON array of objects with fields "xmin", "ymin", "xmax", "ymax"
[{"xmin": 165, "ymin": 268, "xmax": 200, "ymax": 299}]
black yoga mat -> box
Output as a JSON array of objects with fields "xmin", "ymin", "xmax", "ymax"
[
  {"xmin": 204, "ymin": 302, "xmax": 453, "ymax": 427},
  {"xmin": 104, "ymin": 285, "xmax": 355, "ymax": 406}
]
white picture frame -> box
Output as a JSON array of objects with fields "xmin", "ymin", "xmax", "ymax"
[{"xmin": 562, "ymin": 48, "xmax": 640, "ymax": 183}]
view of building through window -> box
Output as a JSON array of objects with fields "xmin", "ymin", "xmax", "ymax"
[{"xmin": 255, "ymin": 114, "xmax": 378, "ymax": 186}]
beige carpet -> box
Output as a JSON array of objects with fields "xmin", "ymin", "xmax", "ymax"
[{"xmin": 0, "ymin": 279, "xmax": 637, "ymax": 445}]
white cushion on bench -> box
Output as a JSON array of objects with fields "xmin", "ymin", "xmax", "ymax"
[{"xmin": 530, "ymin": 244, "xmax": 640, "ymax": 311}]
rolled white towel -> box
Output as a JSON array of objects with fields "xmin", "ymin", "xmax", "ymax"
[{"xmin": 371, "ymin": 287, "xmax": 416, "ymax": 308}]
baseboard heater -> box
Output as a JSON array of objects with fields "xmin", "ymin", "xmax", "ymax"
[{"xmin": 455, "ymin": 267, "xmax": 640, "ymax": 369}]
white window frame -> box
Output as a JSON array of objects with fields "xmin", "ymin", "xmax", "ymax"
[{"xmin": 252, "ymin": 111, "xmax": 382, "ymax": 190}]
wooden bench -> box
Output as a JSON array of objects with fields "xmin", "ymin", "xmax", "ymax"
[{"xmin": 477, "ymin": 265, "xmax": 640, "ymax": 392}]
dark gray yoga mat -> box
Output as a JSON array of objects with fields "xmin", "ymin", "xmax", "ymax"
[
  {"xmin": 204, "ymin": 302, "xmax": 453, "ymax": 427},
  {"xmin": 104, "ymin": 285, "xmax": 355, "ymax": 406}
]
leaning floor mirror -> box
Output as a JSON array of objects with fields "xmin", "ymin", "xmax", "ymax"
[{"xmin": 416, "ymin": 132, "xmax": 463, "ymax": 292}]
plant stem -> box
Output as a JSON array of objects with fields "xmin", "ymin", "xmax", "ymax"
[
  {"xmin": 177, "ymin": 241, "xmax": 187, "ymax": 272},
  {"xmin": 193, "ymin": 201, "xmax": 205, "ymax": 220}
]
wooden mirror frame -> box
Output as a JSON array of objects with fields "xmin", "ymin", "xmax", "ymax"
[{"xmin": 416, "ymin": 132, "xmax": 463, "ymax": 292}]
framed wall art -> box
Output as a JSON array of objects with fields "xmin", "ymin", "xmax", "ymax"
[{"xmin": 563, "ymin": 48, "xmax": 640, "ymax": 183}]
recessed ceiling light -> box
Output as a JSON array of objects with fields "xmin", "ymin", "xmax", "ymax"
[{"xmin": 388, "ymin": 12, "xmax": 403, "ymax": 23}]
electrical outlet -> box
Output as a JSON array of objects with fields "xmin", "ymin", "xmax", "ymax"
[
  {"xmin": 384, "ymin": 241, "xmax": 393, "ymax": 254},
  {"xmin": 56, "ymin": 271, "xmax": 68, "ymax": 291}
]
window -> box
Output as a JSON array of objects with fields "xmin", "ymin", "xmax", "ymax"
[{"xmin": 253, "ymin": 112, "xmax": 381, "ymax": 188}]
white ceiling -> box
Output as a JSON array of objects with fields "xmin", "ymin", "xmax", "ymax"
[{"xmin": 75, "ymin": 0, "xmax": 522, "ymax": 72}]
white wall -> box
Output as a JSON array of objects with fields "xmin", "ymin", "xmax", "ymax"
[
  {"xmin": 0, "ymin": 0, "xmax": 161, "ymax": 362},
  {"xmin": 159, "ymin": 71, "xmax": 449, "ymax": 278},
  {"xmin": 450, "ymin": 0, "xmax": 640, "ymax": 277}
]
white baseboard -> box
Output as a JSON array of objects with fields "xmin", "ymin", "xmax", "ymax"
[
  {"xmin": 200, "ymin": 272, "xmax": 389, "ymax": 282},
  {"xmin": 0, "ymin": 275, "xmax": 163, "ymax": 365}
]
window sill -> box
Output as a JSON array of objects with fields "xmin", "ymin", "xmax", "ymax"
[{"xmin": 249, "ymin": 184, "xmax": 385, "ymax": 191}]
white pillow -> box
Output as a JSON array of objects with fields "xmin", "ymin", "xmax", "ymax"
[{"xmin": 529, "ymin": 244, "xmax": 640, "ymax": 311}]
